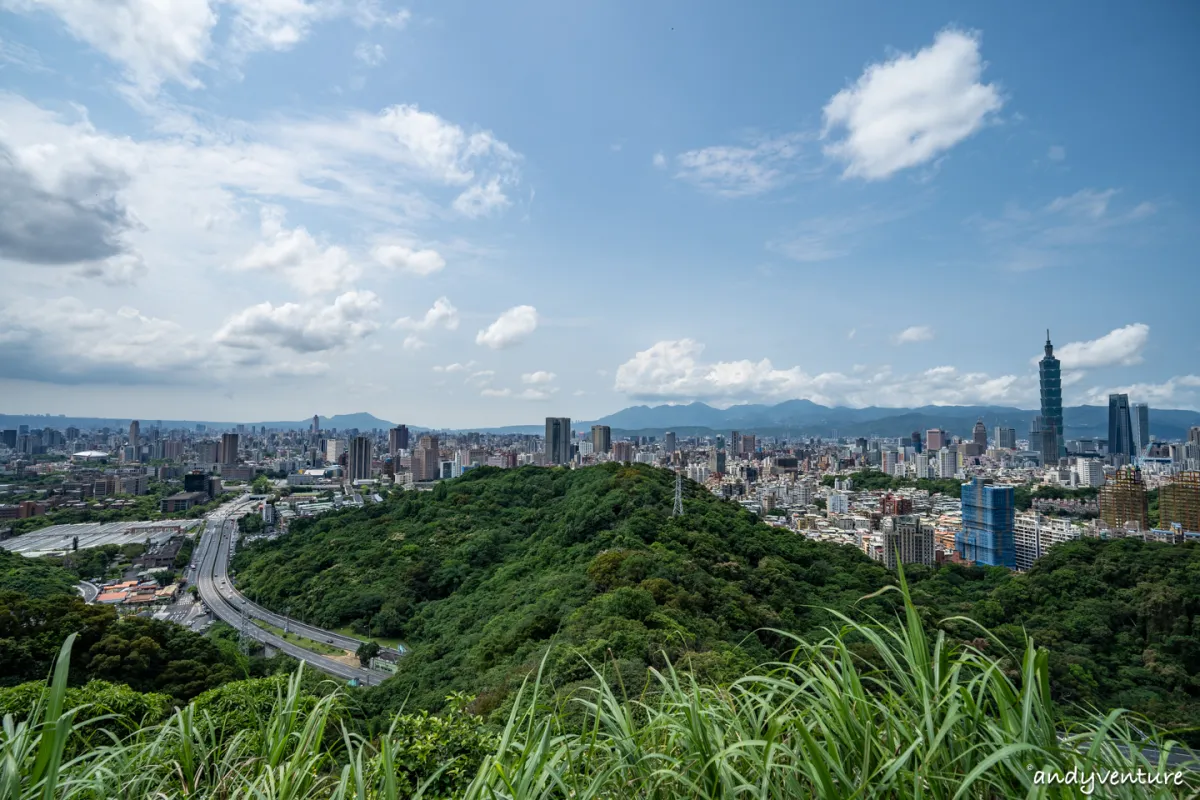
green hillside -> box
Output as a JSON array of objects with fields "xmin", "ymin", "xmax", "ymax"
[{"xmin": 0, "ymin": 546, "xmax": 79, "ymax": 598}]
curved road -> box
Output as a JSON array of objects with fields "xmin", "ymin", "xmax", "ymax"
[{"xmin": 193, "ymin": 502, "xmax": 388, "ymax": 686}]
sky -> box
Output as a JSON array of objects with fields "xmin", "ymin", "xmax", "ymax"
[{"xmin": 1, "ymin": 0, "xmax": 1198, "ymax": 427}]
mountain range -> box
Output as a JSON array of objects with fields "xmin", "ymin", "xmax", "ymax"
[{"xmin": 4, "ymin": 402, "xmax": 1200, "ymax": 442}]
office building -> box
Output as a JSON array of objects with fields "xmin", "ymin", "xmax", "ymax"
[
  {"xmin": 972, "ymin": 419, "xmax": 987, "ymax": 450},
  {"xmin": 544, "ymin": 417, "xmax": 572, "ymax": 465},
  {"xmin": 1159, "ymin": 471, "xmax": 1200, "ymax": 533},
  {"xmin": 348, "ymin": 436, "xmax": 372, "ymax": 483},
  {"xmin": 612, "ymin": 441, "xmax": 634, "ymax": 463},
  {"xmin": 325, "ymin": 438, "xmax": 345, "ymax": 465},
  {"xmin": 412, "ymin": 435, "xmax": 440, "ymax": 481},
  {"xmin": 1099, "ymin": 466, "xmax": 1148, "ymax": 531},
  {"xmin": 664, "ymin": 431, "xmax": 677, "ymax": 453},
  {"xmin": 994, "ymin": 427, "xmax": 1017, "ymax": 450},
  {"xmin": 881, "ymin": 515, "xmax": 935, "ymax": 569},
  {"xmin": 591, "ymin": 425, "xmax": 612, "ymax": 454},
  {"xmin": 1038, "ymin": 331, "xmax": 1065, "ymax": 460},
  {"xmin": 937, "ymin": 447, "xmax": 957, "ymax": 479},
  {"xmin": 730, "ymin": 431, "xmax": 742, "ymax": 458},
  {"xmin": 129, "ymin": 420, "xmax": 140, "ymax": 447},
  {"xmin": 1108, "ymin": 394, "xmax": 1135, "ymax": 464},
  {"xmin": 911, "ymin": 431, "xmax": 922, "ymax": 454},
  {"xmin": 219, "ymin": 433, "xmax": 239, "ymax": 465},
  {"xmin": 926, "ymin": 429, "xmax": 946, "ymax": 452},
  {"xmin": 388, "ymin": 425, "xmax": 409, "ymax": 456},
  {"xmin": 708, "ymin": 448, "xmax": 726, "ymax": 476},
  {"xmin": 956, "ymin": 478, "xmax": 1015, "ymax": 569},
  {"xmin": 1, "ymin": 430, "xmax": 16, "ymax": 449},
  {"xmin": 1031, "ymin": 416, "xmax": 1058, "ymax": 467},
  {"xmin": 741, "ymin": 433, "xmax": 756, "ymax": 455},
  {"xmin": 1130, "ymin": 403, "xmax": 1150, "ymax": 456}
]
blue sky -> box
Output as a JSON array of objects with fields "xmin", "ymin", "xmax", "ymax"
[{"xmin": 1, "ymin": 0, "xmax": 1197, "ymax": 426}]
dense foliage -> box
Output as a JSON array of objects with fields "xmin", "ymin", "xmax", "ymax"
[
  {"xmin": 0, "ymin": 547, "xmax": 78, "ymax": 598},
  {"xmin": 819, "ymin": 469, "xmax": 963, "ymax": 496},
  {"xmin": 232, "ymin": 464, "xmax": 903, "ymax": 718}
]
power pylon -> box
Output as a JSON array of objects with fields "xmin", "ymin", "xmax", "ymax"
[{"xmin": 672, "ymin": 471, "xmax": 683, "ymax": 517}]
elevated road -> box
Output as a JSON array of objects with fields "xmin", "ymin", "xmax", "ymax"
[{"xmin": 192, "ymin": 501, "xmax": 388, "ymax": 685}]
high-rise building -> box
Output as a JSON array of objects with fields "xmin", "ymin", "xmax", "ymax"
[
  {"xmin": 708, "ymin": 448, "xmax": 726, "ymax": 476},
  {"xmin": 1014, "ymin": 512, "xmax": 1078, "ymax": 572},
  {"xmin": 129, "ymin": 420, "xmax": 140, "ymax": 447},
  {"xmin": 937, "ymin": 447, "xmax": 957, "ymax": 479},
  {"xmin": 1158, "ymin": 471, "xmax": 1200, "ymax": 533},
  {"xmin": 664, "ymin": 431, "xmax": 677, "ymax": 453},
  {"xmin": 591, "ymin": 425, "xmax": 612, "ymax": 454},
  {"xmin": 348, "ymin": 436, "xmax": 372, "ymax": 483},
  {"xmin": 1074, "ymin": 458, "xmax": 1105, "ymax": 488},
  {"xmin": 325, "ymin": 438, "xmax": 344, "ymax": 465},
  {"xmin": 730, "ymin": 431, "xmax": 742, "ymax": 458},
  {"xmin": 612, "ymin": 441, "xmax": 635, "ymax": 463},
  {"xmin": 742, "ymin": 434, "xmax": 756, "ymax": 456},
  {"xmin": 1031, "ymin": 416, "xmax": 1058, "ymax": 467},
  {"xmin": 911, "ymin": 431, "xmax": 922, "ymax": 454},
  {"xmin": 881, "ymin": 515, "xmax": 935, "ymax": 569},
  {"xmin": 926, "ymin": 429, "xmax": 946, "ymax": 452},
  {"xmin": 1130, "ymin": 403, "xmax": 1150, "ymax": 456},
  {"xmin": 1038, "ymin": 331, "xmax": 1065, "ymax": 460},
  {"xmin": 219, "ymin": 433, "xmax": 239, "ymax": 465},
  {"xmin": 311, "ymin": 415, "xmax": 320, "ymax": 436},
  {"xmin": 388, "ymin": 425, "xmax": 409, "ymax": 456},
  {"xmin": 1099, "ymin": 465, "xmax": 1148, "ymax": 531},
  {"xmin": 1107, "ymin": 394, "xmax": 1135, "ymax": 464},
  {"xmin": 972, "ymin": 419, "xmax": 987, "ymax": 450},
  {"xmin": 994, "ymin": 427, "xmax": 1017, "ymax": 450},
  {"xmin": 956, "ymin": 478, "xmax": 1015, "ymax": 569},
  {"xmin": 412, "ymin": 435, "xmax": 440, "ymax": 481},
  {"xmin": 544, "ymin": 417, "xmax": 572, "ymax": 465}
]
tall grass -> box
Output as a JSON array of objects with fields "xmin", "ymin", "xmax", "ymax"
[{"xmin": 3, "ymin": 574, "xmax": 1197, "ymax": 799}]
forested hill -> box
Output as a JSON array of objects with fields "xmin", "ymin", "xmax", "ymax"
[{"xmin": 232, "ymin": 463, "xmax": 900, "ymax": 714}]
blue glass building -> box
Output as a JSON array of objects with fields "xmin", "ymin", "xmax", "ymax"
[{"xmin": 956, "ymin": 477, "xmax": 1015, "ymax": 569}]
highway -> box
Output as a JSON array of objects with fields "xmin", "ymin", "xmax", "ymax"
[
  {"xmin": 192, "ymin": 499, "xmax": 389, "ymax": 686},
  {"xmin": 75, "ymin": 581, "xmax": 99, "ymax": 603}
]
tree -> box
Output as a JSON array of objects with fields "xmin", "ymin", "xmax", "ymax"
[
  {"xmin": 252, "ymin": 475, "xmax": 273, "ymax": 495},
  {"xmin": 356, "ymin": 640, "xmax": 381, "ymax": 666}
]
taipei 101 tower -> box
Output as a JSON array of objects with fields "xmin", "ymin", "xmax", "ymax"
[{"xmin": 1038, "ymin": 331, "xmax": 1065, "ymax": 460}]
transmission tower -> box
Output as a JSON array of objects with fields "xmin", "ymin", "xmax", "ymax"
[{"xmin": 672, "ymin": 471, "xmax": 683, "ymax": 517}]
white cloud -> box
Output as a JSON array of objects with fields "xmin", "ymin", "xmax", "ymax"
[
  {"xmin": 573, "ymin": 389, "xmax": 586, "ymax": 396},
  {"xmin": 652, "ymin": 151, "xmax": 666, "ymax": 169},
  {"xmin": 1046, "ymin": 188, "xmax": 1118, "ymax": 219},
  {"xmin": 401, "ymin": 334, "xmax": 426, "ymax": 351},
  {"xmin": 475, "ymin": 305, "xmax": 538, "ymax": 349},
  {"xmin": 847, "ymin": 328, "xmax": 857, "ymax": 340},
  {"xmin": 1047, "ymin": 145, "xmax": 1066, "ymax": 162},
  {"xmin": 354, "ymin": 42, "xmax": 385, "ymax": 66},
  {"xmin": 232, "ymin": 207, "xmax": 360, "ymax": 295},
  {"xmin": 613, "ymin": 338, "xmax": 1033, "ymax": 407},
  {"xmin": 822, "ymin": 28, "xmax": 1003, "ymax": 180},
  {"xmin": 517, "ymin": 388, "xmax": 556, "ymax": 400},
  {"xmin": 350, "ymin": 1, "xmax": 410, "ymax": 29},
  {"xmin": 894, "ymin": 325, "xmax": 934, "ymax": 344},
  {"xmin": 214, "ymin": 290, "xmax": 381, "ymax": 353},
  {"xmin": 452, "ymin": 177, "xmax": 510, "ymax": 218},
  {"xmin": 393, "ymin": 296, "xmax": 459, "ymax": 332},
  {"xmin": 372, "ymin": 244, "xmax": 445, "ymax": 275},
  {"xmin": 674, "ymin": 135, "xmax": 807, "ymax": 197},
  {"xmin": 433, "ymin": 361, "xmax": 473, "ymax": 373},
  {"xmin": 481, "ymin": 387, "xmax": 511, "ymax": 398},
  {"xmin": 1045, "ymin": 323, "xmax": 1150, "ymax": 369},
  {"xmin": 768, "ymin": 207, "xmax": 911, "ymax": 263},
  {"xmin": 521, "ymin": 370, "xmax": 556, "ymax": 385},
  {"xmin": 1080, "ymin": 375, "xmax": 1200, "ymax": 409}
]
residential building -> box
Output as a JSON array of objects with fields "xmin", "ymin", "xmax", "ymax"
[
  {"xmin": 1038, "ymin": 331, "xmax": 1065, "ymax": 460},
  {"xmin": 994, "ymin": 427, "xmax": 1017, "ymax": 450},
  {"xmin": 411, "ymin": 435, "xmax": 440, "ymax": 481},
  {"xmin": 388, "ymin": 425, "xmax": 409, "ymax": 456},
  {"xmin": 1159, "ymin": 471, "xmax": 1200, "ymax": 533},
  {"xmin": 937, "ymin": 447, "xmax": 957, "ymax": 479},
  {"xmin": 742, "ymin": 433, "xmax": 756, "ymax": 455},
  {"xmin": 1014, "ymin": 512, "xmax": 1078, "ymax": 571},
  {"xmin": 220, "ymin": 433, "xmax": 239, "ymax": 465},
  {"xmin": 956, "ymin": 478, "xmax": 1015, "ymax": 569},
  {"xmin": 881, "ymin": 515, "xmax": 935, "ymax": 569},
  {"xmin": 730, "ymin": 431, "xmax": 742, "ymax": 457},
  {"xmin": 326, "ymin": 438, "xmax": 345, "ymax": 465},
  {"xmin": 591, "ymin": 425, "xmax": 612, "ymax": 454},
  {"xmin": 1099, "ymin": 465, "xmax": 1148, "ymax": 531},
  {"xmin": 828, "ymin": 490, "xmax": 850, "ymax": 515},
  {"xmin": 347, "ymin": 436, "xmax": 372, "ymax": 483},
  {"xmin": 545, "ymin": 418, "xmax": 572, "ymax": 465},
  {"xmin": 708, "ymin": 448, "xmax": 726, "ymax": 476},
  {"xmin": 1074, "ymin": 458, "xmax": 1105, "ymax": 488},
  {"xmin": 664, "ymin": 431, "xmax": 677, "ymax": 452},
  {"xmin": 612, "ymin": 441, "xmax": 634, "ymax": 463},
  {"xmin": 1108, "ymin": 394, "xmax": 1135, "ymax": 464}
]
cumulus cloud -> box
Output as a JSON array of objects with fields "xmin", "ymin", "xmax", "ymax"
[
  {"xmin": 452, "ymin": 177, "xmax": 510, "ymax": 218},
  {"xmin": 894, "ymin": 326, "xmax": 934, "ymax": 344},
  {"xmin": 613, "ymin": 338, "xmax": 1033, "ymax": 407},
  {"xmin": 214, "ymin": 290, "xmax": 381, "ymax": 353},
  {"xmin": 372, "ymin": 243, "xmax": 445, "ymax": 275},
  {"xmin": 481, "ymin": 387, "xmax": 511, "ymax": 398},
  {"xmin": 674, "ymin": 134, "xmax": 808, "ymax": 197},
  {"xmin": 822, "ymin": 28, "xmax": 1003, "ymax": 180},
  {"xmin": 393, "ymin": 296, "xmax": 459, "ymax": 331},
  {"xmin": 0, "ymin": 296, "xmax": 203, "ymax": 383},
  {"xmin": 401, "ymin": 334, "xmax": 427, "ymax": 350},
  {"xmin": 1045, "ymin": 323, "xmax": 1149, "ymax": 369},
  {"xmin": 475, "ymin": 305, "xmax": 538, "ymax": 349},
  {"xmin": 232, "ymin": 207, "xmax": 360, "ymax": 295},
  {"xmin": 1080, "ymin": 375, "xmax": 1200, "ymax": 409},
  {"xmin": 354, "ymin": 42, "xmax": 385, "ymax": 66},
  {"xmin": 521, "ymin": 370, "xmax": 556, "ymax": 385}
]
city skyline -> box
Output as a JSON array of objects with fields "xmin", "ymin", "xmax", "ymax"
[{"xmin": 2, "ymin": 3, "xmax": 1198, "ymax": 426}]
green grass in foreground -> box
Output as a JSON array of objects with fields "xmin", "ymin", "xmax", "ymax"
[
  {"xmin": 252, "ymin": 619, "xmax": 347, "ymax": 656},
  {"xmin": 2, "ymin": 569, "xmax": 1198, "ymax": 799}
]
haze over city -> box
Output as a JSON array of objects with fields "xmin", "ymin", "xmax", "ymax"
[{"xmin": 1, "ymin": 3, "xmax": 1198, "ymax": 426}]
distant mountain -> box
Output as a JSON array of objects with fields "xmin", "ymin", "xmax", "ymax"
[{"xmin": 0, "ymin": 412, "xmax": 403, "ymax": 433}]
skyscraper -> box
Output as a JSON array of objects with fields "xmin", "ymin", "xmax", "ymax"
[
  {"xmin": 1108, "ymin": 394, "xmax": 1135, "ymax": 464},
  {"xmin": 129, "ymin": 420, "xmax": 140, "ymax": 446},
  {"xmin": 220, "ymin": 433, "xmax": 239, "ymax": 465},
  {"xmin": 545, "ymin": 417, "xmax": 572, "ymax": 465},
  {"xmin": 911, "ymin": 431, "xmax": 922, "ymax": 454},
  {"xmin": 926, "ymin": 429, "xmax": 946, "ymax": 452},
  {"xmin": 347, "ymin": 436, "xmax": 372, "ymax": 483},
  {"xmin": 591, "ymin": 425, "xmax": 612, "ymax": 454},
  {"xmin": 882, "ymin": 515, "xmax": 935, "ymax": 569},
  {"xmin": 994, "ymin": 427, "xmax": 1017, "ymax": 450},
  {"xmin": 972, "ymin": 419, "xmax": 987, "ymax": 450},
  {"xmin": 389, "ymin": 425, "xmax": 409, "ymax": 455},
  {"xmin": 664, "ymin": 431, "xmax": 677, "ymax": 453},
  {"xmin": 1031, "ymin": 416, "xmax": 1058, "ymax": 467},
  {"xmin": 956, "ymin": 478, "xmax": 1015, "ymax": 569},
  {"xmin": 311, "ymin": 415, "xmax": 320, "ymax": 436},
  {"xmin": 1038, "ymin": 331, "xmax": 1065, "ymax": 461},
  {"xmin": 412, "ymin": 435, "xmax": 440, "ymax": 480},
  {"xmin": 730, "ymin": 431, "xmax": 742, "ymax": 457},
  {"xmin": 1130, "ymin": 403, "xmax": 1150, "ymax": 456}
]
